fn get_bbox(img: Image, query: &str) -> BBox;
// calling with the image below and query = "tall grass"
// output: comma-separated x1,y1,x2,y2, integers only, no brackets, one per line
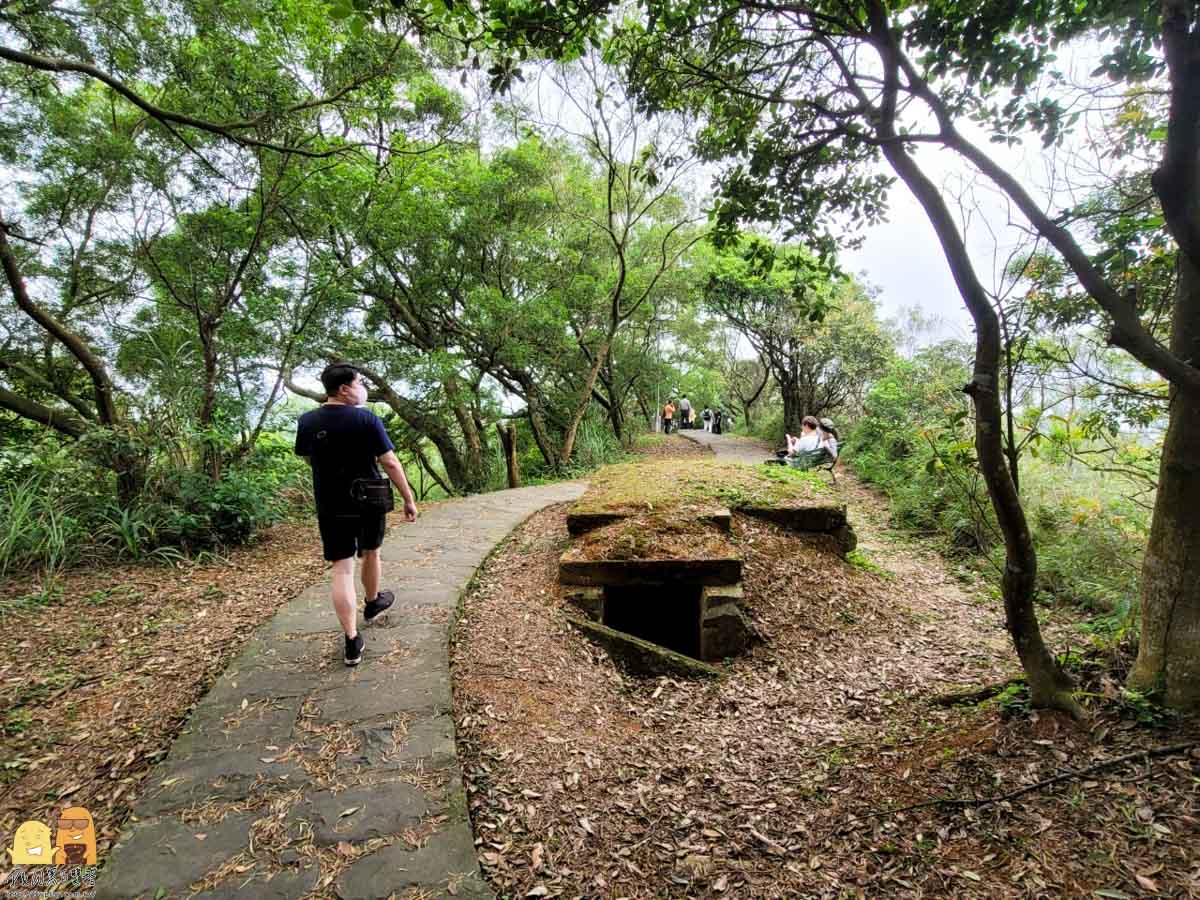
0,434,308,576
0,474,62,575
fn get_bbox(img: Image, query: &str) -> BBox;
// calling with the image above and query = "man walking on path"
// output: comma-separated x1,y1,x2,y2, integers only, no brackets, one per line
295,363,419,666
678,395,691,430
662,399,675,434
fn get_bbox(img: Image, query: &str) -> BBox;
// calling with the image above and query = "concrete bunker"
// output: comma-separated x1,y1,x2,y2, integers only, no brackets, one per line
559,459,856,673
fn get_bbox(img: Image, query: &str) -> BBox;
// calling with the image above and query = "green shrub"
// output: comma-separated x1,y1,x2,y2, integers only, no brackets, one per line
847,342,1151,623
0,430,307,571
747,408,785,446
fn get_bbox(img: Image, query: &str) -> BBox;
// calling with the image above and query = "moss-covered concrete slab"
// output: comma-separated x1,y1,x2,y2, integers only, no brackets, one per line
739,502,847,532
566,616,723,678
567,506,731,535
569,458,843,535
559,556,742,587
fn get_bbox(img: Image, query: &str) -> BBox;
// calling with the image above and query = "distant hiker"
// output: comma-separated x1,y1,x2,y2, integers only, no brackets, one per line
295,363,419,666
712,408,723,434
679,396,692,429
702,407,713,432
662,399,675,434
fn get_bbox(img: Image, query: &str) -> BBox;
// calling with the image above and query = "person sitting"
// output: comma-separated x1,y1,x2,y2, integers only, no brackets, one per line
817,418,839,461
781,416,820,457
775,417,838,470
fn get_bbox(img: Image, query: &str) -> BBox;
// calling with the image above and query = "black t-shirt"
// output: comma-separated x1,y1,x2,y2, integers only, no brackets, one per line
294,404,395,516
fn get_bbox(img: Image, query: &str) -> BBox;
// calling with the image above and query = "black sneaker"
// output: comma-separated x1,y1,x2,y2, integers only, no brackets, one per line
364,590,395,622
344,632,364,666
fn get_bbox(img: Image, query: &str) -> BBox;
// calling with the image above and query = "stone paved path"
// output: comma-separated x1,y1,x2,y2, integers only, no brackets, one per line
97,482,585,900
678,428,775,464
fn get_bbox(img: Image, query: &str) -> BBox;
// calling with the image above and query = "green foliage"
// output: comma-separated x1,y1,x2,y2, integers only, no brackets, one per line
1116,689,1175,728
0,432,306,573
748,407,785,446
847,342,991,548
992,681,1032,716
1010,467,1146,614
849,342,1151,622
845,549,891,579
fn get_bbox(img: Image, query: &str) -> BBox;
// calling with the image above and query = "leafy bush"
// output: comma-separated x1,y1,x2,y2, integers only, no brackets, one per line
847,341,1151,620
846,343,991,548
747,408,785,446
0,430,307,573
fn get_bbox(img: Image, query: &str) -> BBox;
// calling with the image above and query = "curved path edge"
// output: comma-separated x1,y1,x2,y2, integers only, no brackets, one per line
98,481,586,900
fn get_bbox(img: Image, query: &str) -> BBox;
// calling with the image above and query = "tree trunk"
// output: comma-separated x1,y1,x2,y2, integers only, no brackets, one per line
497,422,520,488
445,375,488,492
198,321,222,480
780,377,804,437
1128,250,1200,710
871,40,1080,714
560,339,611,467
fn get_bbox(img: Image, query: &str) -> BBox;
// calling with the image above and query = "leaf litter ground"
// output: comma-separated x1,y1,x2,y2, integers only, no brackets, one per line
0,506,435,866
452,437,1200,899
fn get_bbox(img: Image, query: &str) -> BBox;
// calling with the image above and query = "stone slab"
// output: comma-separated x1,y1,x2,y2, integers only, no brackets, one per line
567,616,723,678
559,557,742,587
96,811,258,900
190,866,320,900
740,503,847,533
335,824,490,900
700,603,755,660
168,696,305,760
336,713,457,773
311,661,451,723
137,750,305,817
701,583,744,611
290,782,428,845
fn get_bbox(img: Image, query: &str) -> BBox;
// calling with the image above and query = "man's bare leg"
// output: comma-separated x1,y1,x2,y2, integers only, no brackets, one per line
361,549,381,604
332,557,358,638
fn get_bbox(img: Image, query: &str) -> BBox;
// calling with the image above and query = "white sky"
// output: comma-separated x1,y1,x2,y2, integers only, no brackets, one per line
841,42,1126,345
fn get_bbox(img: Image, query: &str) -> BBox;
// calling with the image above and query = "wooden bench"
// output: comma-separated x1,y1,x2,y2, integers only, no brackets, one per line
766,451,840,483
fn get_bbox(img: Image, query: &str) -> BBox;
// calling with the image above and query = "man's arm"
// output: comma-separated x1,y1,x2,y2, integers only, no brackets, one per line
378,450,418,521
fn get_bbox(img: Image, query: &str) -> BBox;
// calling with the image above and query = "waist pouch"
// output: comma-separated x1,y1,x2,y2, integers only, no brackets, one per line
350,477,394,514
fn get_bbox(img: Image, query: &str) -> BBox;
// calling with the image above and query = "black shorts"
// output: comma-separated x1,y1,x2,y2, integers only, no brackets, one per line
317,513,386,562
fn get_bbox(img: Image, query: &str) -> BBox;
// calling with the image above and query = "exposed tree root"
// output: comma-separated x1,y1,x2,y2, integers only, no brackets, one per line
858,741,1200,822
931,676,1025,706
932,678,1086,721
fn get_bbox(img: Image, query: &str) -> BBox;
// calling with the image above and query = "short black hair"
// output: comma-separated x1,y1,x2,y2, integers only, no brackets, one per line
320,363,360,397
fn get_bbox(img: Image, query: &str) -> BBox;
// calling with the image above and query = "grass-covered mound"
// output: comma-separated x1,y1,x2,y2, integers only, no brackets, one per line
570,457,834,522
565,458,848,564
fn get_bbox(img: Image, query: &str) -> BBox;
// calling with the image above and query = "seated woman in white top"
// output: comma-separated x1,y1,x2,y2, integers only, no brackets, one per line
785,416,821,456
783,417,838,469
